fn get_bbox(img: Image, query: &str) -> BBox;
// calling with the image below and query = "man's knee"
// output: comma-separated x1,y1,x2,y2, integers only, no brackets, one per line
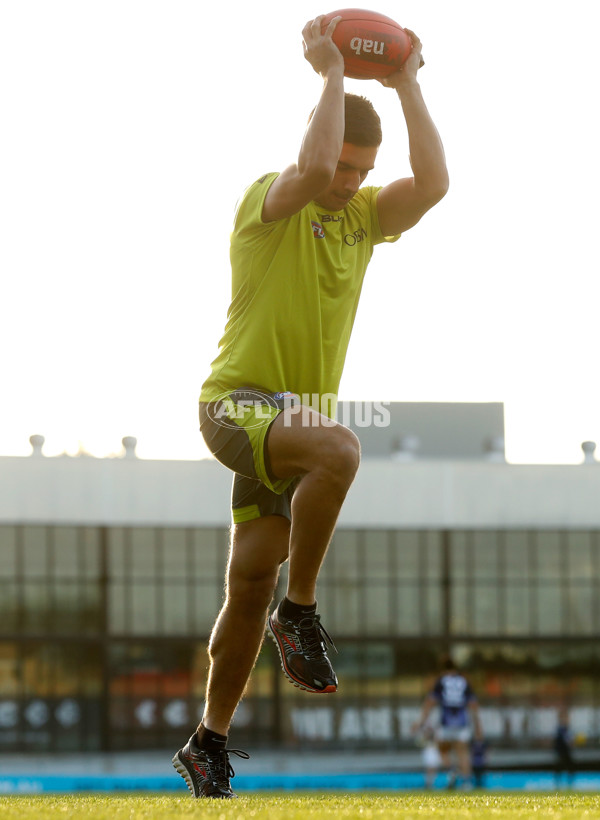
227,566,279,611
320,425,361,486
225,516,290,607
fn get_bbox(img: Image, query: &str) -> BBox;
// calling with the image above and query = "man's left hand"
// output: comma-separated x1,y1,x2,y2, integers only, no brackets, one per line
379,29,424,90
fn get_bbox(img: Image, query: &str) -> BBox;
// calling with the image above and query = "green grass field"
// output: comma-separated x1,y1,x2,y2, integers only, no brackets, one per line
1,794,599,819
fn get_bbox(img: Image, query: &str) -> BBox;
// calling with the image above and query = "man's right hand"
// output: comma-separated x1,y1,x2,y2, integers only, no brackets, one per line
302,15,344,78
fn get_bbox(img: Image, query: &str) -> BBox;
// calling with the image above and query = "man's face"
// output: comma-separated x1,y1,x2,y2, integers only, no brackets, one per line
314,143,379,211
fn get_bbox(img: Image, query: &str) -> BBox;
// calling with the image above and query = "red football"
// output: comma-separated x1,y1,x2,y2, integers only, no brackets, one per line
321,8,412,79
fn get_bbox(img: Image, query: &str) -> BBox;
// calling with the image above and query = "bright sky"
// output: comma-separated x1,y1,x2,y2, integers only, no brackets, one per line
1,0,599,464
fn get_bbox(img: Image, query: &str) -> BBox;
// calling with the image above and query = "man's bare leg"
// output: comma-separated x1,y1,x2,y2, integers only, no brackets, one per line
202,405,360,728
456,740,473,781
267,404,361,605
264,405,360,693
201,515,290,736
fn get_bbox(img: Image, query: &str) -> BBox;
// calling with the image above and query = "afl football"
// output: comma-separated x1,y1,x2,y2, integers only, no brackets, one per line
321,8,413,79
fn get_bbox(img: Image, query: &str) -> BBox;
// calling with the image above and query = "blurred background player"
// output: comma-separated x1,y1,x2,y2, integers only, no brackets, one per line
470,735,488,789
172,13,448,799
414,657,483,790
419,725,442,789
554,706,575,790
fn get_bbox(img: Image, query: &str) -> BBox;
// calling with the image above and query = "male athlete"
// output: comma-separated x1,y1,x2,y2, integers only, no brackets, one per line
173,15,449,798
414,658,484,790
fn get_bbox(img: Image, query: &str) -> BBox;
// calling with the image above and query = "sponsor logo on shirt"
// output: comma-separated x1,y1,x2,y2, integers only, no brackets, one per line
311,220,325,239
344,227,368,246
318,214,344,223
310,217,368,245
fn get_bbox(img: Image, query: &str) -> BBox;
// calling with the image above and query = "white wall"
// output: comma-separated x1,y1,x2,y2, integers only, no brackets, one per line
2,454,600,528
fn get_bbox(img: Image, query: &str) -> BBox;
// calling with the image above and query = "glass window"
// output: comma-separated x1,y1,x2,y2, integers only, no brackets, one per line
565,585,594,635
472,532,500,581
324,580,361,636
473,585,500,634
362,530,390,580
504,532,531,581
22,582,50,634
188,528,229,580
566,532,594,580
130,528,159,577
421,585,443,635
505,583,531,636
80,527,103,578
394,583,425,636
450,531,469,581
107,528,227,636
109,527,159,578
159,582,191,635
108,527,127,578
534,532,562,579
109,581,128,633
130,582,159,634
2,526,104,636
534,584,563,634
111,580,163,635
6,524,600,752
325,531,361,581
450,583,469,634
55,581,102,634
395,531,420,580
0,527,17,578
22,527,48,578
45,527,101,580
161,529,190,580
51,527,81,579
422,531,443,580
364,583,392,634
0,582,18,632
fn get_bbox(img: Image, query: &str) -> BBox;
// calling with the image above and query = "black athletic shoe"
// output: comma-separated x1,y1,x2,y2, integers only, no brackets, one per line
267,603,338,693
172,734,249,798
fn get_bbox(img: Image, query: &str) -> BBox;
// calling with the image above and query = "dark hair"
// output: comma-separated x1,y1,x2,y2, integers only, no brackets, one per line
343,93,382,146
308,93,382,147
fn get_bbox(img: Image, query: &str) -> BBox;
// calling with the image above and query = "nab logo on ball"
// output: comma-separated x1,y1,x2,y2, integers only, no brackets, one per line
349,37,385,57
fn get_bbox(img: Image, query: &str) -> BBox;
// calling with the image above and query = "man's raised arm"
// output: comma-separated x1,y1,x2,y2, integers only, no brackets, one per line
262,15,345,223
376,30,449,237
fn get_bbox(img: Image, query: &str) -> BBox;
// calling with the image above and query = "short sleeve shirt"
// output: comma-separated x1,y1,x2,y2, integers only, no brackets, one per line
432,673,477,728
200,172,400,411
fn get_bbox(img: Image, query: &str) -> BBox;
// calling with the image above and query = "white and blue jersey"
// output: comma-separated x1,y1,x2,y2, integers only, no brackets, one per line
432,673,476,728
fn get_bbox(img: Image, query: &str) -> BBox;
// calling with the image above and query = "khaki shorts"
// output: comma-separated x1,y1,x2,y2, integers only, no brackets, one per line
199,388,299,524
436,726,472,744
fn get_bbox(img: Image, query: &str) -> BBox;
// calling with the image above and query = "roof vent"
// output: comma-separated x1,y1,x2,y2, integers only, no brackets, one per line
581,441,597,465
29,435,45,457
122,436,138,459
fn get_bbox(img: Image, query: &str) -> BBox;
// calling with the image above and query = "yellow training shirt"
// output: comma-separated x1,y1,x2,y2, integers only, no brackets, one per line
200,172,400,411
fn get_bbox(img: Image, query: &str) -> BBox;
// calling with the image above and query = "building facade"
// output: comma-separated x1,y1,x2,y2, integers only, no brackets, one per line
1,444,600,753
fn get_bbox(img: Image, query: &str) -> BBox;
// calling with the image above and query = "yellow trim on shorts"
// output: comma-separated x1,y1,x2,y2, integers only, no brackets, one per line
232,504,262,523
